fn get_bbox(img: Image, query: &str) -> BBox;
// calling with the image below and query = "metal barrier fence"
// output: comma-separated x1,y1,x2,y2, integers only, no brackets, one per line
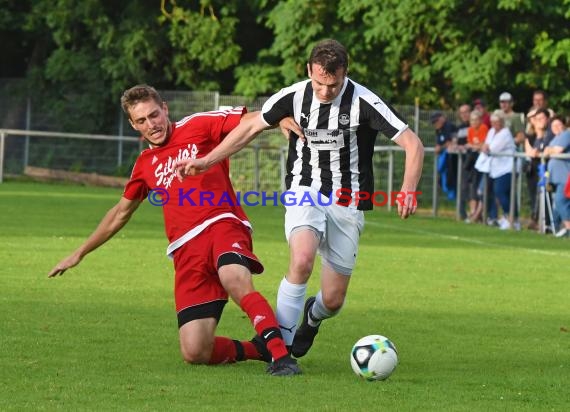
0,128,437,208
2,127,568,235
0,85,459,206
1,85,449,147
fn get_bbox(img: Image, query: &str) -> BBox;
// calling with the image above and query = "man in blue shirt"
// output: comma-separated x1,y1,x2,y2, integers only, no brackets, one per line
432,112,458,200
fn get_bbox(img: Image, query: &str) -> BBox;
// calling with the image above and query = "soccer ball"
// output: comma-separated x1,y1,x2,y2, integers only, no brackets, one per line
350,335,398,381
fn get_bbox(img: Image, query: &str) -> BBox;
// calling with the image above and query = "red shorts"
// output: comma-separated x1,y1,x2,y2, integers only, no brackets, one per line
172,219,264,313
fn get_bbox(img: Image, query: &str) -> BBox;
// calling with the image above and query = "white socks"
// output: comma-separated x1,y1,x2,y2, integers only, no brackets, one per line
276,277,307,346
310,290,339,326
277,279,344,345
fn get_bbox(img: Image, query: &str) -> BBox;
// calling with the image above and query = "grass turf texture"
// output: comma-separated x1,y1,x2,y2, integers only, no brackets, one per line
1,181,568,411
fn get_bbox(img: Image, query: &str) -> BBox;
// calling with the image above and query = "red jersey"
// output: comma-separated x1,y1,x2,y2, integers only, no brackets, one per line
123,107,252,256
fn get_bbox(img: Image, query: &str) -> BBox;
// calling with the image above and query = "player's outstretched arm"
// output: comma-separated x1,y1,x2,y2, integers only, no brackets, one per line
48,197,141,277
175,112,303,180
175,112,268,179
176,111,269,180
393,128,424,219
203,110,270,165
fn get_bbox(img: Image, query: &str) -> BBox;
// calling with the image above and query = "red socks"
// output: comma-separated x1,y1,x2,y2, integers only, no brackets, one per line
240,291,289,361
208,337,262,364
206,291,289,364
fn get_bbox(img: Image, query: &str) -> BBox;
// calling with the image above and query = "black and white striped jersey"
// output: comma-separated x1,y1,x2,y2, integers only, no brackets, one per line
261,77,408,210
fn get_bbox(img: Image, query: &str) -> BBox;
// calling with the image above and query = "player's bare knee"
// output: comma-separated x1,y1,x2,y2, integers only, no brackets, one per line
322,294,345,313
290,254,315,279
220,273,248,297
180,344,210,364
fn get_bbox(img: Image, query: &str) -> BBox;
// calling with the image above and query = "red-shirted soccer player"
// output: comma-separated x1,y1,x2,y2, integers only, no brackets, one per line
48,84,302,376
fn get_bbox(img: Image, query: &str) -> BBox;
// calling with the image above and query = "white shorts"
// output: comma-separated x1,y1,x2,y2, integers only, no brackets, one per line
284,187,365,275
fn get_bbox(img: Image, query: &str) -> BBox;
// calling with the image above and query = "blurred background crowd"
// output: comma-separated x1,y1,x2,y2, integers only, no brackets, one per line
431,90,570,238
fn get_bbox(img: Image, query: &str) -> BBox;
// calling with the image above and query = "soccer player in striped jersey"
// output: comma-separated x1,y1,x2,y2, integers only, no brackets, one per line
175,39,424,360
48,84,302,376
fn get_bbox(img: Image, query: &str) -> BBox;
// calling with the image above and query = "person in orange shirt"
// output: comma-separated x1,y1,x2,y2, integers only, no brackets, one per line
467,111,489,148
464,111,489,222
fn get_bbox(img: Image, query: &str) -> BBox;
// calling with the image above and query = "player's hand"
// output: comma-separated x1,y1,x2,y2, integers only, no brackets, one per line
48,252,82,277
278,117,305,141
397,190,418,219
174,158,210,181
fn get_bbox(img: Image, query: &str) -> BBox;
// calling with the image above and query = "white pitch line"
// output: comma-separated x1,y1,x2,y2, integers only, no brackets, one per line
366,220,570,258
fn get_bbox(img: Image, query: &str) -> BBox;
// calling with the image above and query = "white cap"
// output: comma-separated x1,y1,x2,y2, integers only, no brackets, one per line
499,92,512,102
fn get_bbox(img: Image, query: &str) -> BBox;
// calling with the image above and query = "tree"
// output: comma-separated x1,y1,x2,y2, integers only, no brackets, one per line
9,0,246,133
517,0,570,106
1,0,569,126
158,0,241,90
234,0,570,110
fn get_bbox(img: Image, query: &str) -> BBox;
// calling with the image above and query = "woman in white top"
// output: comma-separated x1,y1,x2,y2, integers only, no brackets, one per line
481,111,519,230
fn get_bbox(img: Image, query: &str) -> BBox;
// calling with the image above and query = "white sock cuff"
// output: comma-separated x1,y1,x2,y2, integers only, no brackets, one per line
279,277,307,298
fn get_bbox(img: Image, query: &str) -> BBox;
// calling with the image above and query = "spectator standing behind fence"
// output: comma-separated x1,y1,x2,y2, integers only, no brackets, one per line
498,92,525,144
544,116,570,238
456,104,471,146
456,104,471,219
473,98,491,128
474,135,498,226
482,110,519,230
525,108,554,230
464,111,489,223
498,92,526,178
523,108,538,229
527,90,555,140
432,112,458,200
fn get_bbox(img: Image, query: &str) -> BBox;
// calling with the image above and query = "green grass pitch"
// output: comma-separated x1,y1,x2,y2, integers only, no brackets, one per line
1,181,568,411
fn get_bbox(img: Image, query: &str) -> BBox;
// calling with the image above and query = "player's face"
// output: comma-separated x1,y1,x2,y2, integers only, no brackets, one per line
308,63,346,103
128,100,171,147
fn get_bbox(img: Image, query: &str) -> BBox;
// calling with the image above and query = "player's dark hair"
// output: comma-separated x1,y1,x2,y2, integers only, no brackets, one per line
121,84,163,116
308,39,349,75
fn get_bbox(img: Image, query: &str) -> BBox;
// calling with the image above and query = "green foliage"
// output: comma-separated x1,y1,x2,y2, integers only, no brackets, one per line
234,0,338,97
527,31,570,104
159,1,241,90
2,0,570,120
235,0,570,110
234,64,283,99
8,0,245,132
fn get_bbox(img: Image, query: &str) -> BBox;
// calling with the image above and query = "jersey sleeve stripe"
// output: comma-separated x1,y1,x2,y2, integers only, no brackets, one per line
176,107,245,128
